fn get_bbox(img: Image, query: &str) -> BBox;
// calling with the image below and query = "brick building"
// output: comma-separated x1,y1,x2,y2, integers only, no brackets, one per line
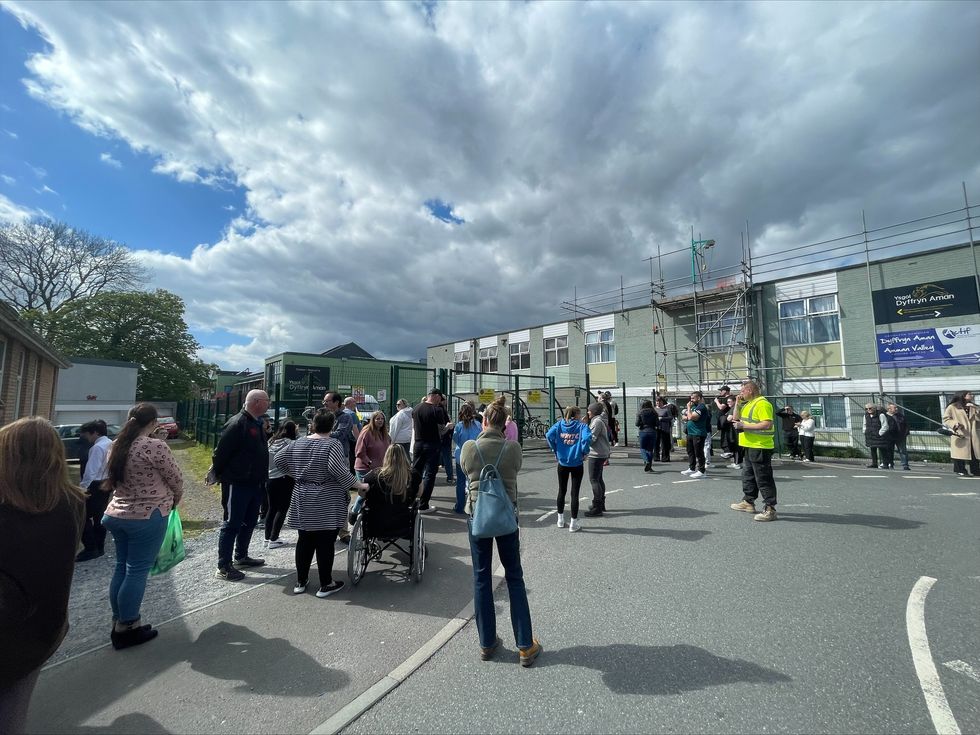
0,302,71,427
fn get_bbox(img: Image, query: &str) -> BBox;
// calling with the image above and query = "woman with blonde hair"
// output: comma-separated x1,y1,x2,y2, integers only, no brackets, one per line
358,444,421,537
798,410,816,462
460,396,541,667
102,403,183,650
0,417,85,733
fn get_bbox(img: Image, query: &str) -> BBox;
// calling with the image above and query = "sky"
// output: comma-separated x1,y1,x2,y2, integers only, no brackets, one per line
1,1,978,370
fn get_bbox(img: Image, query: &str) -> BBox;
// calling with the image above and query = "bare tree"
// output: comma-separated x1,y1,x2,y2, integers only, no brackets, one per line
0,219,148,313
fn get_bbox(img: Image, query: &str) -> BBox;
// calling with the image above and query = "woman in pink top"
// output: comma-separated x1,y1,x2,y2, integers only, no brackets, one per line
101,403,183,650
504,414,519,442
354,412,391,480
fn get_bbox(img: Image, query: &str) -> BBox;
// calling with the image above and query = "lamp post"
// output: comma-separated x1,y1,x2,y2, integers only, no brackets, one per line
690,228,715,390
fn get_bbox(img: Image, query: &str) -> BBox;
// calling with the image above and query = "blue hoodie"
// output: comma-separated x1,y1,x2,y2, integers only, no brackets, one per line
546,419,593,467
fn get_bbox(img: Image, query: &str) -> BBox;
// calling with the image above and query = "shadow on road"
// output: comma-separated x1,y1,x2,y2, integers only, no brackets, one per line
627,506,718,519
580,526,712,541
777,512,925,530
531,643,792,695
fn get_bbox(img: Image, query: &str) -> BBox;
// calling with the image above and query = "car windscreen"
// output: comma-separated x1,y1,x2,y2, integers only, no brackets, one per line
357,403,380,413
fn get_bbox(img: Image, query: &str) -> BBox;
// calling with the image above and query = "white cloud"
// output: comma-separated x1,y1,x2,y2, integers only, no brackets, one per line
27,163,46,179
3,129,17,139
99,151,122,168
0,174,15,185
0,192,39,222
33,184,58,196
4,1,980,370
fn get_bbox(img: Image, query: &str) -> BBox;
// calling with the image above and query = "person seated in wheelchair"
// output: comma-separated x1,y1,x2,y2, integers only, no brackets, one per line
352,444,420,539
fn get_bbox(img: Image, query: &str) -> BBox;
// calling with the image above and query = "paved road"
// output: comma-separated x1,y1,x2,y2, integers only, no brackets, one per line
28,453,980,734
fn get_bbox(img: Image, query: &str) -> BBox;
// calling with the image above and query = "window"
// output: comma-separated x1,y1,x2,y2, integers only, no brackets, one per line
796,395,848,429
479,347,498,373
544,336,568,367
698,310,745,351
779,295,841,346
894,395,943,432
585,329,615,364
453,350,471,372
510,341,530,370
266,361,282,393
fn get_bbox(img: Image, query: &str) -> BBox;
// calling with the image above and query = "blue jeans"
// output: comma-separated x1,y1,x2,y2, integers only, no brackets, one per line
467,521,533,649
454,462,467,513
102,509,168,624
217,482,263,567
441,442,455,481
639,429,657,464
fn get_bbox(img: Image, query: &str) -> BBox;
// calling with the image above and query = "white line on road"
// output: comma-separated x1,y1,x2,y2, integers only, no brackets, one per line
535,509,557,522
780,503,832,508
606,488,624,495
853,475,888,478
672,479,699,484
633,484,649,488
906,576,961,735
944,660,980,684
801,475,838,478
929,492,978,497
907,476,943,480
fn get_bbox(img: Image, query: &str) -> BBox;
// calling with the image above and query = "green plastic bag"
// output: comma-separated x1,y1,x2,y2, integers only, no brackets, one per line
150,509,186,576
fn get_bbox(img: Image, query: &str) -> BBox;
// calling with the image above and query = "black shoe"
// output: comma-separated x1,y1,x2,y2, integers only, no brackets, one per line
866,464,878,468
234,556,265,567
111,625,159,650
215,565,246,581
643,463,652,472
902,466,911,471
316,580,345,598
75,549,101,562
348,511,358,526
584,508,603,518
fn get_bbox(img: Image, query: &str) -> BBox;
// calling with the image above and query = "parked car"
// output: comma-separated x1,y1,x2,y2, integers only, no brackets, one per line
157,416,180,439
355,395,382,425
56,423,121,462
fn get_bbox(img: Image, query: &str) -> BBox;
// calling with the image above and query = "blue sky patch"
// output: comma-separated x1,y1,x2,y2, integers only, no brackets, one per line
424,198,464,225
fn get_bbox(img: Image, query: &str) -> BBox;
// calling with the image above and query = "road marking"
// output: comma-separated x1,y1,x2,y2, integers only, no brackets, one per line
905,576,961,735
929,492,978,497
535,510,557,522
607,488,624,495
633,484,649,488
673,479,699,484
944,660,980,684
801,475,837,478
853,475,887,478
780,503,832,508
907,476,943,480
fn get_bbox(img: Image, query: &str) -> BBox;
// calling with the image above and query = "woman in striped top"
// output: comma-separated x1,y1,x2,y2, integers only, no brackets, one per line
274,410,367,598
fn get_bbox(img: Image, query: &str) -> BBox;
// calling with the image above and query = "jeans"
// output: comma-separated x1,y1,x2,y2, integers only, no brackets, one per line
557,465,584,518
411,442,441,508
894,438,909,469
454,462,467,513
295,529,339,586
467,522,533,649
639,429,657,464
686,435,706,472
741,448,777,508
588,457,606,510
656,428,672,461
102,509,168,624
265,476,294,541
800,436,815,462
81,481,111,552
217,482,263,567
441,441,455,481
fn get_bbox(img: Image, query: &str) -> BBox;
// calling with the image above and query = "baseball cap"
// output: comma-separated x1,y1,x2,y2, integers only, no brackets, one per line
428,388,444,397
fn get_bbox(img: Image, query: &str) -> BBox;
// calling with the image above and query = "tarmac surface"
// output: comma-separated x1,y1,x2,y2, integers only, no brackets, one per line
28,450,980,734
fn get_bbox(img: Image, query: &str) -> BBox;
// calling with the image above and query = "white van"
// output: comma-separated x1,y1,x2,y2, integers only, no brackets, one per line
355,394,382,424
263,407,291,425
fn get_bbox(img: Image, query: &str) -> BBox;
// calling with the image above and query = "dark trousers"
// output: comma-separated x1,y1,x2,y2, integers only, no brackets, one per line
952,443,979,475
557,464,584,518
440,440,455,481
639,429,657,464
656,429,672,461
868,447,880,467
742,448,777,508
265,476,294,541
217,482,263,567
800,436,815,462
880,445,895,468
718,423,736,453
220,481,230,521
259,486,270,520
784,431,801,458
732,443,745,465
295,528,339,586
81,481,111,552
0,667,40,735
411,442,442,508
588,457,606,510
895,438,910,469
686,435,706,472
396,442,411,459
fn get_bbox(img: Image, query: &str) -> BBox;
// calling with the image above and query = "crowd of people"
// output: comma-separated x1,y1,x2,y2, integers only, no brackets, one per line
3,380,977,732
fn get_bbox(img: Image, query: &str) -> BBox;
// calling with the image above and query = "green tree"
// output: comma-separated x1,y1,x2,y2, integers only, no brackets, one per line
37,289,214,400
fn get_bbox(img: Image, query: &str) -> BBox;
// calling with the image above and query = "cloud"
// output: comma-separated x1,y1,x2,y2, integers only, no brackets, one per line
33,184,58,196
0,192,40,222
0,174,15,185
3,1,980,370
99,151,122,168
3,129,17,139
27,163,46,179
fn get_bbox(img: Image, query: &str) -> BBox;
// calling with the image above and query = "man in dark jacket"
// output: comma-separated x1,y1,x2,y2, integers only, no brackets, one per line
212,390,271,581
886,403,912,471
776,405,803,460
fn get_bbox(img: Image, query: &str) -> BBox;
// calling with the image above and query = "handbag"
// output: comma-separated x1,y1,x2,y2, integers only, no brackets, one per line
936,426,957,437
469,442,518,539
150,509,186,576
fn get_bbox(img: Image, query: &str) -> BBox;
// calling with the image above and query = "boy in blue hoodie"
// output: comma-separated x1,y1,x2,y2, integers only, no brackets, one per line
546,406,593,532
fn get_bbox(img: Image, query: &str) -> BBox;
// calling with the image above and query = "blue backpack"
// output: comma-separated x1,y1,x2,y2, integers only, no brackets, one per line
469,442,518,539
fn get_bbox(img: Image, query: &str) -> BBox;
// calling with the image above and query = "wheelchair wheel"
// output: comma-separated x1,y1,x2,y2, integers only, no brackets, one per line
347,515,368,586
410,512,425,583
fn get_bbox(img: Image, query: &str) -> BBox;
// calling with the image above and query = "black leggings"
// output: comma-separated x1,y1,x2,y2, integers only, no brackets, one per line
295,529,339,585
265,476,294,541
557,465,584,519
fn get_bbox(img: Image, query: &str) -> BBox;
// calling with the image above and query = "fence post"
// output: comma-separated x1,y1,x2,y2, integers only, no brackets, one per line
514,375,522,446
273,381,281,431
621,381,628,447
437,368,448,395
585,372,592,407
549,376,556,426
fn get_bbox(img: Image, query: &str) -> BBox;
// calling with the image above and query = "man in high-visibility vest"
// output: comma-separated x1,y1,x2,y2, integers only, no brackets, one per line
729,380,778,521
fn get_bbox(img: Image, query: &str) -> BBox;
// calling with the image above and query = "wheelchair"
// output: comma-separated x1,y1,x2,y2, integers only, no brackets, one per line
347,492,425,585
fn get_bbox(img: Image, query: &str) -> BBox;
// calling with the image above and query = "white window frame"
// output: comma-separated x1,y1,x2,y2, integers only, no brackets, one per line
478,346,498,373
585,329,615,364
453,350,471,373
778,294,842,347
544,336,569,367
697,309,745,351
509,341,530,370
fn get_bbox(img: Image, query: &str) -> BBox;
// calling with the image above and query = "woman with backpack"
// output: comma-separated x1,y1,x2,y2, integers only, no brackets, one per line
460,396,541,667
545,406,592,532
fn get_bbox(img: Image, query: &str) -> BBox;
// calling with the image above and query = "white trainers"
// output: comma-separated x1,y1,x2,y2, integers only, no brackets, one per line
721,452,733,458
556,514,565,528
267,539,287,549
681,468,694,475
261,539,269,548
727,463,741,469
690,470,704,479
704,462,713,468
569,518,580,532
